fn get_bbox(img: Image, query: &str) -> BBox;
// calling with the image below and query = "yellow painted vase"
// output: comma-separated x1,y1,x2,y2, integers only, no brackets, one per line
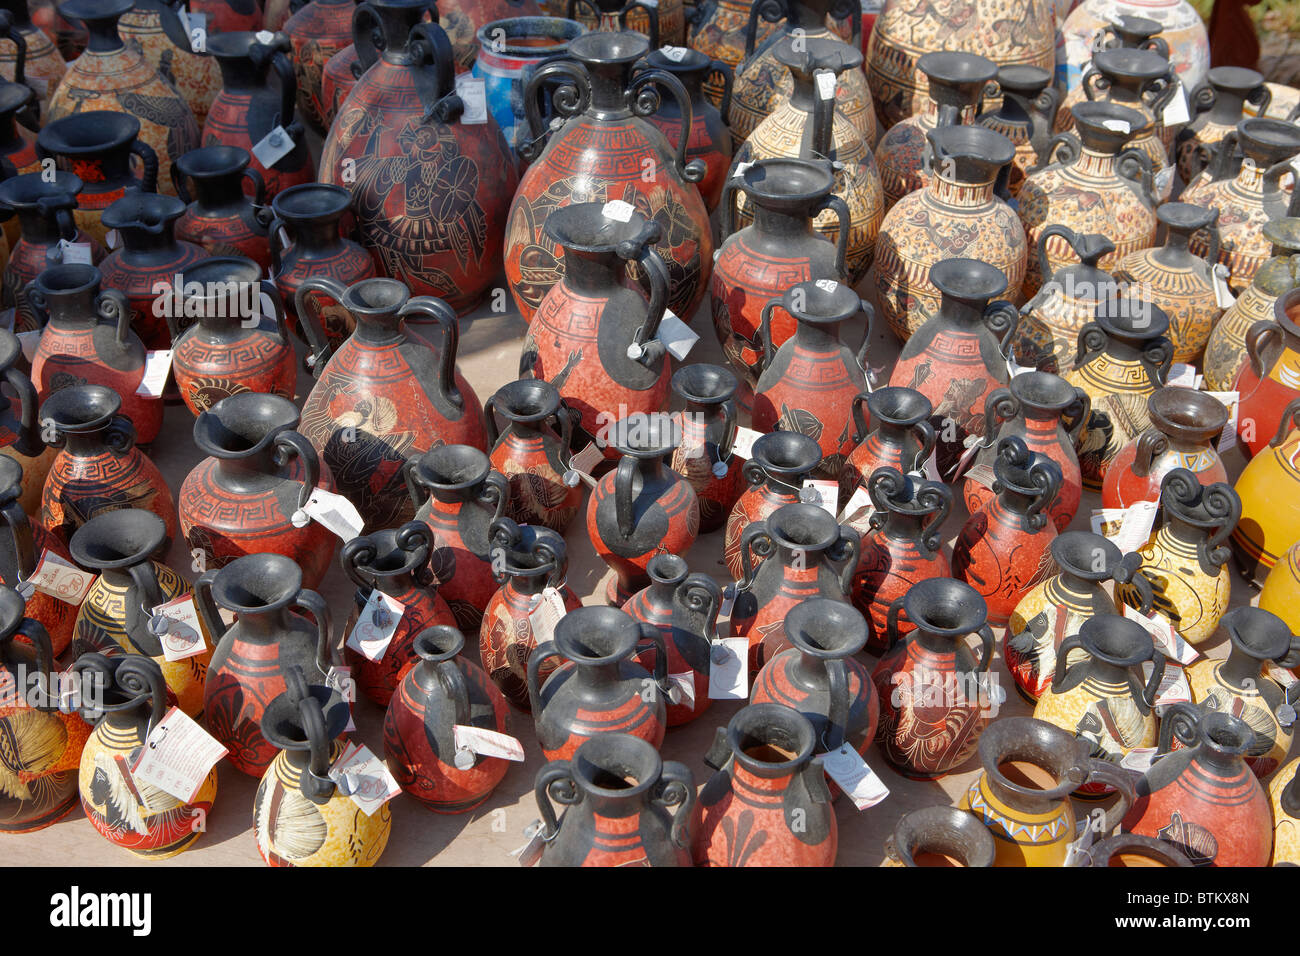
119,0,222,129
68,510,212,719
1115,467,1238,646
1260,542,1300,637
253,672,391,867
1232,398,1300,585
1176,66,1269,185
72,653,217,859
1186,606,1299,779
962,715,1134,866
1268,757,1300,866
1013,227,1117,373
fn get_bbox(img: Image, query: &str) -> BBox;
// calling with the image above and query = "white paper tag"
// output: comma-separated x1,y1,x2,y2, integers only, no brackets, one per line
527,586,568,646
815,71,837,101
345,590,404,662
15,579,34,602
661,45,689,62
1121,746,1159,774
708,637,748,699
16,329,40,363
921,448,941,482
821,743,890,810
1153,664,1192,709
1063,816,1096,867
656,310,698,361
512,820,547,865
814,279,839,294
1154,166,1175,195
453,725,526,761
731,161,754,180
1101,118,1132,133
328,743,401,816
668,671,695,708
562,442,602,488
964,460,997,491
57,239,92,265
455,74,488,124
295,488,365,540
1167,362,1198,388
729,426,762,460
105,229,120,251
1211,265,1236,309
251,125,295,169
1162,82,1190,126
255,30,276,44
277,226,291,250
1123,604,1198,665
801,479,839,517
152,595,207,662
130,706,228,804
602,199,635,222
26,550,95,604
839,484,875,526
1090,507,1127,538
1108,499,1159,554
1205,391,1239,451
861,0,882,13
135,350,173,397
1268,663,1299,688
325,666,357,732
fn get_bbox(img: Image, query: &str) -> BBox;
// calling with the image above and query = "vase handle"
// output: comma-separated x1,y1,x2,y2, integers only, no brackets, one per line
1245,319,1280,379
613,454,638,539
533,760,575,841
352,2,383,70
742,0,788,58
1035,223,1079,284
400,295,464,410
757,296,779,370
884,594,908,653
830,524,859,597
273,429,319,513
191,569,227,645
849,391,870,444
1269,398,1300,448
655,760,696,852
1113,551,1154,615
1063,387,1090,445
981,387,1015,446
709,58,734,119
1084,757,1136,837
129,139,159,194
526,639,564,723
293,586,336,674
810,192,851,280
629,69,703,183
982,300,1019,360
267,216,287,278
294,276,345,376
520,60,591,163
3,361,41,459
823,656,849,752
737,521,772,592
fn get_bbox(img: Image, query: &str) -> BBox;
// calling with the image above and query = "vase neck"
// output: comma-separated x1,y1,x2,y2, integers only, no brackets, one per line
751,202,815,238
563,248,624,294
929,173,995,207
1073,147,1117,178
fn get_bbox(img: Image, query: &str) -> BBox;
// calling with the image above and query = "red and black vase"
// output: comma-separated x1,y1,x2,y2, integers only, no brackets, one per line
639,46,732,210
0,455,76,656
723,429,820,581
172,145,273,269
670,363,740,534
837,385,934,510
484,377,583,534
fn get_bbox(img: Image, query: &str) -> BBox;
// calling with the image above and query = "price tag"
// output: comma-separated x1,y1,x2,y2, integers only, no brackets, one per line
563,442,603,488
1162,82,1190,126
1107,499,1159,554
656,310,698,361
814,279,839,294
1121,747,1160,774
1089,507,1127,538
921,448,941,482
16,329,40,362
801,479,839,517
839,484,874,526
513,820,547,866
528,586,568,645
452,725,526,762
1063,816,1096,867
1211,264,1236,309
1153,664,1192,709
1099,118,1132,134
661,45,689,62
255,30,276,44
820,744,890,810
26,550,95,604
328,744,401,816
130,707,228,804
135,350,173,397
1268,663,1298,688
729,426,762,461
345,590,404,662
57,239,92,265
668,671,695,709
1123,604,1198,665
1204,391,1238,451
293,487,365,540
815,71,837,101
151,595,207,662
860,0,882,13
455,74,487,124
1153,166,1174,196
277,226,292,250
325,666,357,732
708,637,748,699
251,125,295,169
105,229,120,250
964,460,997,491
1166,362,1199,388
602,199,635,222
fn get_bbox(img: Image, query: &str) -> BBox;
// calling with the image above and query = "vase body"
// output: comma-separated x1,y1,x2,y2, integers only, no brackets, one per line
687,0,778,107
1233,400,1300,583
723,430,820,580
837,386,933,508
561,0,683,48
1269,758,1300,865
1058,0,1208,96
191,0,265,32
0,329,54,514
194,553,333,776
179,392,335,589
670,364,739,534
0,456,76,655
1260,542,1300,637
299,276,487,530
119,0,221,128
285,0,357,132
1014,228,1118,372
641,47,731,210
694,703,836,866
484,378,582,533
320,42,359,127
321,8,517,314
1235,289,1300,459
173,145,272,268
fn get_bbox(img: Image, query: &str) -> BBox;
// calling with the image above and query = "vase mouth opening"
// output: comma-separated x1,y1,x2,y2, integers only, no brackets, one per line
646,553,688,586
39,111,140,153
1263,218,1300,256
768,502,838,551
1089,834,1190,867
493,378,561,421
1222,607,1294,661
34,262,101,297
1109,14,1162,41
342,277,410,316
729,703,815,773
903,579,987,636
413,625,465,664
605,412,680,457
553,606,639,663
1010,370,1076,411
993,64,1051,96
413,444,490,491
183,256,266,292
176,145,250,179
1279,286,1300,335
1052,530,1117,579
477,17,586,55
0,171,83,207
1078,616,1152,667
1148,386,1229,440
568,30,648,66
782,279,860,324
1091,47,1170,83
1070,102,1145,146
1238,118,1300,163
543,201,652,253
869,386,932,427
738,157,835,205
261,683,349,752
752,430,820,476
39,384,121,433
195,392,299,458
100,193,185,232
1093,296,1170,340
60,0,132,23
890,806,994,867
273,183,351,221
69,509,166,571
784,597,867,657
671,363,737,405
572,733,660,797
1199,713,1252,758
774,33,862,76
927,125,1016,172
646,46,709,74
980,717,1083,800
918,51,997,91
210,554,304,613
1207,65,1263,96
1155,201,1215,235
930,257,1008,303
206,30,281,60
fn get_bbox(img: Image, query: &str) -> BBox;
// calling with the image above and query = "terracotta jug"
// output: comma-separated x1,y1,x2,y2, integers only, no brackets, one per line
837,386,933,509
340,520,458,705
1235,286,1300,459
731,502,858,669
1005,530,1153,703
0,0,66,118
1017,102,1157,299
874,51,996,210
1269,758,1300,865
977,64,1059,199
886,256,1018,477
268,182,375,349
34,112,158,249
68,510,210,718
203,31,315,201
528,604,669,760
1203,217,1300,393
72,653,216,858
119,0,221,129
96,193,208,351
587,413,700,605
383,625,511,813
47,0,198,201
1177,66,1269,185
179,391,335,589
0,456,76,656
254,669,391,866
695,702,835,866
1065,297,1173,491
533,731,693,866
1186,606,1300,778
729,34,881,285
321,7,517,314
172,146,272,269
711,157,848,394
962,715,1134,866
519,202,671,454
883,806,994,867
670,363,739,534
749,597,879,760
0,329,52,514
1122,702,1272,867
1115,468,1238,646
405,443,508,630
193,552,334,776
1014,227,1118,373
640,46,732,210
506,29,709,320
952,435,1062,628
873,577,995,778
964,371,1088,531
1102,386,1228,510
38,385,175,551
622,552,720,726
1233,398,1300,583
723,429,821,580
752,279,872,479
484,378,581,533
848,466,951,654
480,516,580,709
298,275,487,530
284,0,357,132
